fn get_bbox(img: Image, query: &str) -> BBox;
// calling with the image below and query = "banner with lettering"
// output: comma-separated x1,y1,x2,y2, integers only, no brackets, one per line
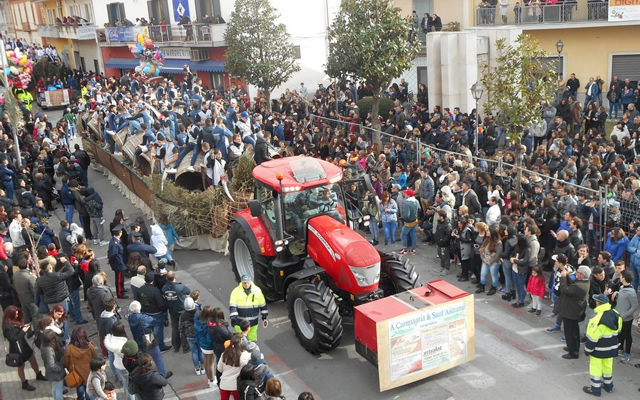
609,0,640,21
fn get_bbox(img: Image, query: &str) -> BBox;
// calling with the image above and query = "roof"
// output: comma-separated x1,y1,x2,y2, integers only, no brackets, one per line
253,156,343,193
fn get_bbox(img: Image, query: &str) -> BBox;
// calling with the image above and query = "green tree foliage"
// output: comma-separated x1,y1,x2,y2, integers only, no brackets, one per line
480,34,556,190
224,0,300,112
356,96,394,120
326,0,419,144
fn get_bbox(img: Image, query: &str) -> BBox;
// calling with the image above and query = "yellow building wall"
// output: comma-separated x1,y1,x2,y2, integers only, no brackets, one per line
42,37,75,69
395,0,413,15
433,0,467,26
526,26,640,86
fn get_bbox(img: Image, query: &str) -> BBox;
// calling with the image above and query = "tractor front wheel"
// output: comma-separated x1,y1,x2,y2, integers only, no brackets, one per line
379,254,420,296
287,279,343,354
229,222,278,301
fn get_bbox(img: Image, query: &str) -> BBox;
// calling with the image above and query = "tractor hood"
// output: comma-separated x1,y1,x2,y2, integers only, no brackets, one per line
307,215,380,294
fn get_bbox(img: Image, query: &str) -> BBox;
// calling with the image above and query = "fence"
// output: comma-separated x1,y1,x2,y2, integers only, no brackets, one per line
475,2,608,26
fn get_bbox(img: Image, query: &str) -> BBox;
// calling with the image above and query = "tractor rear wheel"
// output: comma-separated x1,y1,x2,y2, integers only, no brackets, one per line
287,279,343,354
229,222,279,301
379,254,420,296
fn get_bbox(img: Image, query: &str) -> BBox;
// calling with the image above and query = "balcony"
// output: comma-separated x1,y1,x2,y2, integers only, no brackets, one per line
475,1,612,28
38,24,97,40
96,23,227,47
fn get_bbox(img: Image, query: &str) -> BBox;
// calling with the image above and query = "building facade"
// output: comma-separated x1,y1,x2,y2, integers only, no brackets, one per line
36,0,100,72
7,0,44,44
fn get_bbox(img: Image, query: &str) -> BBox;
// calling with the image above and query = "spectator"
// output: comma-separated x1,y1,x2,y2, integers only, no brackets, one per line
41,329,66,400
2,305,46,390
65,327,98,400
128,352,168,400
87,357,108,400
217,333,251,400
161,271,190,352
614,269,637,362
555,265,590,360
135,272,170,351
104,321,135,400
127,300,173,379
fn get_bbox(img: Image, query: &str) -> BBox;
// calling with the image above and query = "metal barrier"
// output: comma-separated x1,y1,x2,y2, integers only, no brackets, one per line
83,135,153,208
475,2,608,26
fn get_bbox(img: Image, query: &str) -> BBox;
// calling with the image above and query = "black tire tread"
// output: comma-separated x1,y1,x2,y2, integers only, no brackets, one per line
229,222,278,301
380,254,420,295
287,280,343,354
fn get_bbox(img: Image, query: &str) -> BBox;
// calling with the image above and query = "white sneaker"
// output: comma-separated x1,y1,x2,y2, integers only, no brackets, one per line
208,380,216,388
186,165,195,172
99,241,109,247
165,168,178,174
195,367,200,375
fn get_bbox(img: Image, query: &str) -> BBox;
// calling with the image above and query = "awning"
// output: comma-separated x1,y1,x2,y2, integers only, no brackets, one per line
104,57,225,73
104,57,138,69
163,59,225,73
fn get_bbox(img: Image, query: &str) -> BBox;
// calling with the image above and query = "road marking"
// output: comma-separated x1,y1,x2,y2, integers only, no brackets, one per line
439,362,497,389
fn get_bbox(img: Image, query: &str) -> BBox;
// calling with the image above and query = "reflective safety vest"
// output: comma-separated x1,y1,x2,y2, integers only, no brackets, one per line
584,303,621,359
16,90,33,110
229,282,268,326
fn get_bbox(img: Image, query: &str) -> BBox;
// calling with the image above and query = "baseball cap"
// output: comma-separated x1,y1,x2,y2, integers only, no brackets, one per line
241,274,251,283
240,111,250,119
403,189,415,197
552,254,568,264
592,293,608,304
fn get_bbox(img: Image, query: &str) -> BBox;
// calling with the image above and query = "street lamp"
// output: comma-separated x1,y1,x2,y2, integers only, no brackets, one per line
556,39,564,55
470,82,483,157
555,40,564,102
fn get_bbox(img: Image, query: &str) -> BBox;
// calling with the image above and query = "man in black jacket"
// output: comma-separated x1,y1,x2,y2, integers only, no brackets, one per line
35,256,74,310
136,272,170,351
161,271,190,353
254,132,273,165
434,210,452,276
555,265,590,359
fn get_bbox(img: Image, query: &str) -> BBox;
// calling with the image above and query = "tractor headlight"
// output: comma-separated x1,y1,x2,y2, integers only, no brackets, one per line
275,240,284,246
349,262,380,287
363,215,370,221
276,246,284,253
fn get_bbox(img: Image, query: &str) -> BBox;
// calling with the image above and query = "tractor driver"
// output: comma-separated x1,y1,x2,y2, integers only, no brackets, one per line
312,186,344,223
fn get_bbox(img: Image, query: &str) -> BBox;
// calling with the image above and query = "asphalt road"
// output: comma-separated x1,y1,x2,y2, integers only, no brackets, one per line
40,105,640,400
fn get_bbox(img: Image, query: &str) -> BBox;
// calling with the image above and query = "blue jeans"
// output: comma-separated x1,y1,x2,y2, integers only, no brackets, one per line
68,289,84,323
480,262,499,287
68,123,77,138
174,142,199,167
501,259,513,292
609,101,620,118
116,368,136,400
186,337,204,368
631,262,640,291
76,384,92,400
401,225,417,250
243,136,256,147
512,270,528,304
368,216,379,240
51,379,64,400
64,204,74,224
383,221,397,244
150,313,167,348
108,350,117,378
145,345,167,377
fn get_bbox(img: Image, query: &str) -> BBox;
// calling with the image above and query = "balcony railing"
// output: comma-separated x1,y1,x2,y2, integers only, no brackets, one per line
475,2,609,26
96,23,226,47
38,24,97,40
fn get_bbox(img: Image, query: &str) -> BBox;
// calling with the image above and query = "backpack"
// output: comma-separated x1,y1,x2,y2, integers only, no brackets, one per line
403,199,418,223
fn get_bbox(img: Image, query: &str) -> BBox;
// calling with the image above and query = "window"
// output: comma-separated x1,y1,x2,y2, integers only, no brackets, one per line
47,9,56,25
94,59,100,74
209,72,225,90
147,0,169,24
412,0,434,18
106,2,125,25
196,0,221,21
293,45,301,60
538,56,563,78
417,66,428,88
611,54,640,86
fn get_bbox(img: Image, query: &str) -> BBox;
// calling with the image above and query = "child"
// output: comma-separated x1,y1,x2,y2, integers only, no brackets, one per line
87,357,108,400
190,289,202,311
103,381,117,400
47,243,59,257
180,297,204,375
526,266,546,316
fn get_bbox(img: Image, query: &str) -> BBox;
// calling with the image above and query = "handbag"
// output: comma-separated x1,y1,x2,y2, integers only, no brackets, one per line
140,321,158,349
64,368,83,388
5,340,23,367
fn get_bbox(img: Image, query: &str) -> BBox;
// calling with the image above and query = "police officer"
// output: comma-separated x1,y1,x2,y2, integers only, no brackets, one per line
583,293,622,396
16,88,33,111
229,275,268,342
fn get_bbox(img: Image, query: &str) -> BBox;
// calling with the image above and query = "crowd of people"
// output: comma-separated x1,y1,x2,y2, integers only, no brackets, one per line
2,34,640,397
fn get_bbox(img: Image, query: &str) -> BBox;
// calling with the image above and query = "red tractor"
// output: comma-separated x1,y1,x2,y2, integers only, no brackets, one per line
229,156,419,354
